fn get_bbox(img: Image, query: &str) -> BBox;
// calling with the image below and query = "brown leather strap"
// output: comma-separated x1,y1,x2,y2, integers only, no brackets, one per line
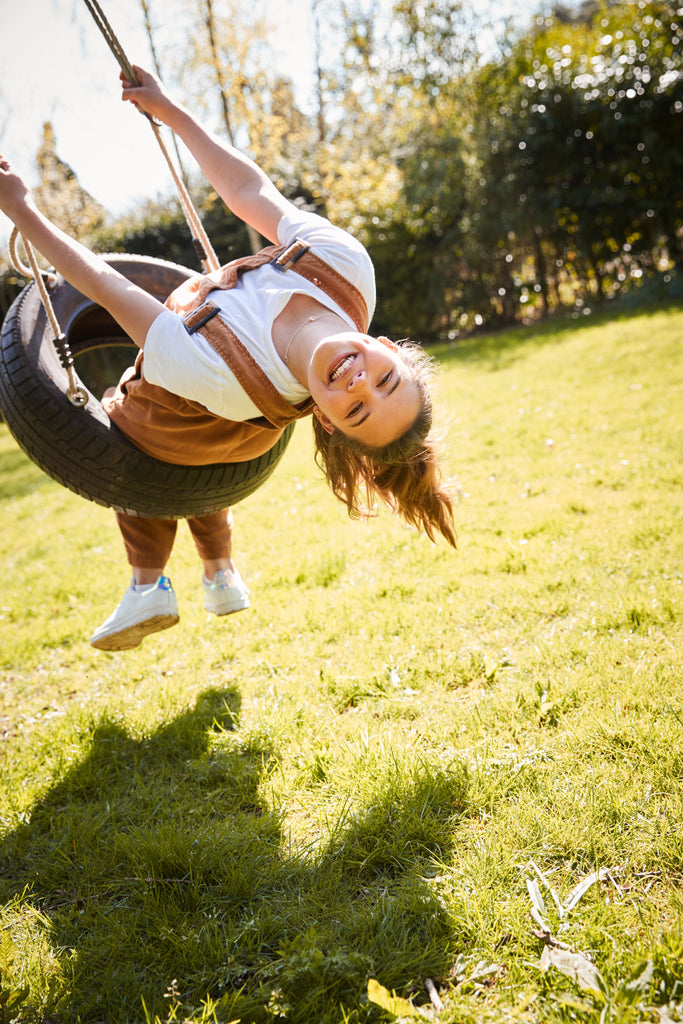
290,250,368,332
167,239,369,334
191,308,314,428
183,301,220,333
271,238,311,271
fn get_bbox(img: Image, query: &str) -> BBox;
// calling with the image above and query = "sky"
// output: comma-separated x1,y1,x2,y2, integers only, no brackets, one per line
0,0,556,250
0,0,319,246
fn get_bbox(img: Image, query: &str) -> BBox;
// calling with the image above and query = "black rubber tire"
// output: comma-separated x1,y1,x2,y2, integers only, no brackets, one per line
0,254,295,518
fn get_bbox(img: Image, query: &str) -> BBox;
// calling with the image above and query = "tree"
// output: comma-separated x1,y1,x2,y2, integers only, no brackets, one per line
178,0,314,222
478,0,683,311
367,0,489,337
1,122,108,321
34,123,107,241
304,0,406,227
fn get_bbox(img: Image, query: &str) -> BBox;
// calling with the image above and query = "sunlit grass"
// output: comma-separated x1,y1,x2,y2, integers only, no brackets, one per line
0,301,682,1023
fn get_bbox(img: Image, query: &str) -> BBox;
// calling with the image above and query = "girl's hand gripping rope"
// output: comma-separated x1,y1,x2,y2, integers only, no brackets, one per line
119,65,179,127
0,156,33,221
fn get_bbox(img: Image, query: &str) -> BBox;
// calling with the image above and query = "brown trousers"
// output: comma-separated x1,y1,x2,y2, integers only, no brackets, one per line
116,509,232,569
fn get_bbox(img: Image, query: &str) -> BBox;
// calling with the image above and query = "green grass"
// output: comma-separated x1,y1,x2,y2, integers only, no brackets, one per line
0,301,682,1024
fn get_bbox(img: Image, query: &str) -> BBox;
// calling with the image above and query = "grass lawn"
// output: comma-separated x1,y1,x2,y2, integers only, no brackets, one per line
0,301,682,1023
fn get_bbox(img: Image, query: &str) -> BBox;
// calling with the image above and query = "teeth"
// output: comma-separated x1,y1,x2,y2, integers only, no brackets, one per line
330,355,354,382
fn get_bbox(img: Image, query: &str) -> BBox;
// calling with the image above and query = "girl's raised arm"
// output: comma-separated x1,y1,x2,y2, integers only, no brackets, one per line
121,66,294,245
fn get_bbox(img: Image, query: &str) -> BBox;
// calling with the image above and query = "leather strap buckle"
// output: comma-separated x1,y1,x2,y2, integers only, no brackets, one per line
270,238,311,272
183,301,220,334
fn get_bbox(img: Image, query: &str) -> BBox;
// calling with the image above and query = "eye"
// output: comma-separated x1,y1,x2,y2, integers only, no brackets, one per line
378,371,392,387
348,402,362,418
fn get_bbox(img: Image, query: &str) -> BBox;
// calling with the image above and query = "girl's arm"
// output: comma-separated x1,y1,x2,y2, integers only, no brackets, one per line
0,156,164,348
120,66,293,244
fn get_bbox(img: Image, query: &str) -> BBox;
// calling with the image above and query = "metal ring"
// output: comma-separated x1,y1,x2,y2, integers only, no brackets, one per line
67,386,90,408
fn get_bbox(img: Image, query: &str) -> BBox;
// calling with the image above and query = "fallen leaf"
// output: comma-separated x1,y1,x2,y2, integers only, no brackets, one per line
622,959,654,1003
367,978,421,1018
540,945,604,994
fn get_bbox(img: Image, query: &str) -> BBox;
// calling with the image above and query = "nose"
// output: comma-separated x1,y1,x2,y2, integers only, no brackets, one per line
347,369,367,391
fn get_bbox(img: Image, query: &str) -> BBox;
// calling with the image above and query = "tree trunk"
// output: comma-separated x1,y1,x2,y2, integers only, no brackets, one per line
204,0,261,255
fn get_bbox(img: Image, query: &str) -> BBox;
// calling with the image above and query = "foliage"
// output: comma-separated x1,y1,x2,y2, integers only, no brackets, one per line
300,0,481,339
0,260,23,329
0,931,29,1023
391,0,480,88
0,303,682,1022
350,0,683,335
178,0,313,193
480,0,683,310
90,188,253,272
0,123,109,322
1,0,681,338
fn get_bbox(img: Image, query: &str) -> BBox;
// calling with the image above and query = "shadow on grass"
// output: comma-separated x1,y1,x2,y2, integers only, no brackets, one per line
0,687,470,1023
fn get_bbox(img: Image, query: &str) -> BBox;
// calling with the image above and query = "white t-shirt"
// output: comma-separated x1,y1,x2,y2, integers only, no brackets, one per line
143,207,376,421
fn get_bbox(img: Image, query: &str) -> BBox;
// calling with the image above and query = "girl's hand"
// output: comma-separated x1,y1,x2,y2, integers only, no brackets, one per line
120,65,179,125
0,156,32,219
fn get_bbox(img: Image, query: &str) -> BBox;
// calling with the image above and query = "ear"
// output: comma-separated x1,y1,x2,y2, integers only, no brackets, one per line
312,405,334,435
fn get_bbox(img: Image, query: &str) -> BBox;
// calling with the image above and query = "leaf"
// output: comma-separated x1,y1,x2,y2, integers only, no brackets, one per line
0,985,30,1024
484,655,499,680
621,959,654,1004
563,867,615,912
657,1006,680,1023
367,979,421,1018
0,933,13,974
526,877,547,917
463,961,503,987
528,861,563,916
540,945,604,994
5,987,30,1011
526,876,551,930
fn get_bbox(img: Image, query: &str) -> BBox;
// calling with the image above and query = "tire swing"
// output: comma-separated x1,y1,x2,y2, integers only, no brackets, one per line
0,248,294,518
0,3,294,519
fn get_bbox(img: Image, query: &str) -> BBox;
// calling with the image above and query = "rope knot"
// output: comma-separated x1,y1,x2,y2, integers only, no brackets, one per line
54,334,73,370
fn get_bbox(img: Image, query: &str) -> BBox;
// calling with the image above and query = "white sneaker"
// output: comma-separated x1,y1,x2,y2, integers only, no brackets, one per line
203,568,250,616
90,576,179,651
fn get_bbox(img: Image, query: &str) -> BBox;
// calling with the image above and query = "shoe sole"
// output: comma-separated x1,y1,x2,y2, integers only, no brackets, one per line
205,599,250,617
90,613,179,651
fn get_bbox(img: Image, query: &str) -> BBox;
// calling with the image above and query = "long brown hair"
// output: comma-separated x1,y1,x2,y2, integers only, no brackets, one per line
312,340,457,547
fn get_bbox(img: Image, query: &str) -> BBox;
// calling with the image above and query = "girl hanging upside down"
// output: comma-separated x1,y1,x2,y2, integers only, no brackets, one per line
0,65,456,651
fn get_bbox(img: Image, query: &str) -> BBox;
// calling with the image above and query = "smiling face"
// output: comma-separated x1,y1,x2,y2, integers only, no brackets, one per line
308,333,422,448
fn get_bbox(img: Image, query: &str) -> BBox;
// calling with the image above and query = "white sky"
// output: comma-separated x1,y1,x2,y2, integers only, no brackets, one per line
0,0,319,246
0,0,557,250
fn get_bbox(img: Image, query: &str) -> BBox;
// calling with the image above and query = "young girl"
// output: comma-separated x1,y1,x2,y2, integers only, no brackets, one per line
0,66,455,651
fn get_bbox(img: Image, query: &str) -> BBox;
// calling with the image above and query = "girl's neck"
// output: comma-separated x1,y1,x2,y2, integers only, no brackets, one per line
279,311,347,385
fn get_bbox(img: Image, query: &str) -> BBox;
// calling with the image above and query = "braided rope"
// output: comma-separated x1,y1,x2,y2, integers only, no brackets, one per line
9,228,89,408
82,0,219,272
9,228,57,286
149,121,220,271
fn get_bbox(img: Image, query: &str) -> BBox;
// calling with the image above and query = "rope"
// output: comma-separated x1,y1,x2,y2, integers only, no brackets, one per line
9,229,57,286
9,228,89,408
149,122,220,271
81,0,219,273
140,0,189,187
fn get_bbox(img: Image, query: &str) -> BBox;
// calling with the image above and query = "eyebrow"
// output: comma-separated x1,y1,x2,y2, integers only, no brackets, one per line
348,373,403,429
